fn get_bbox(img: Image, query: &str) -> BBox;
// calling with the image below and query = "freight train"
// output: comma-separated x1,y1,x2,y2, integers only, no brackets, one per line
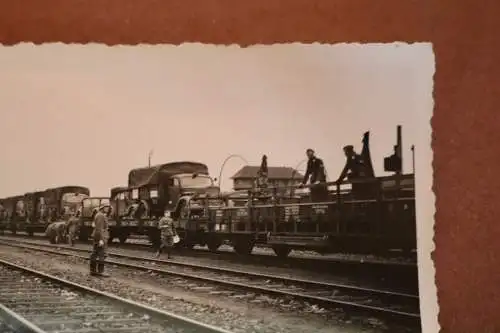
0,126,417,258
0,186,90,235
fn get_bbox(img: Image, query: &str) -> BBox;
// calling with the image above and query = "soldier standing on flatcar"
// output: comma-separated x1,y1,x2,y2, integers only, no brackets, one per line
301,149,328,202
89,205,110,277
337,133,375,198
154,211,177,259
337,145,365,182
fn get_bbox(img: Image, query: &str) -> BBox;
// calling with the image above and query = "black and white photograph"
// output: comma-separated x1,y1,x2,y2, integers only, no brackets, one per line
0,43,435,333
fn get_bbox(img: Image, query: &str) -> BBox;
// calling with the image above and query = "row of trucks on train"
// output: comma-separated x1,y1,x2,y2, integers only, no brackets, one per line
0,126,417,258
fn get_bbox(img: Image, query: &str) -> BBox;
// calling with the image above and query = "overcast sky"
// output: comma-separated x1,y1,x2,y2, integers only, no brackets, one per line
0,43,434,197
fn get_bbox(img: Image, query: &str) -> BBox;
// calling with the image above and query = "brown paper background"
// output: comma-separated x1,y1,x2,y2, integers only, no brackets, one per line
1,1,498,332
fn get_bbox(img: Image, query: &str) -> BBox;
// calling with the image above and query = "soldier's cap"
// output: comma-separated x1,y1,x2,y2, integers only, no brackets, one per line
98,204,111,211
343,145,354,151
306,148,314,153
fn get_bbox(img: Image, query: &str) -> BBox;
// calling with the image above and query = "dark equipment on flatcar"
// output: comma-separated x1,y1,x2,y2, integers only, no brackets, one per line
384,125,403,173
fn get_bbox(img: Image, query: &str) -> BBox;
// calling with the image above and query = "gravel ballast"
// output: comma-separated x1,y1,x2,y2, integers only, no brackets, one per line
0,245,419,333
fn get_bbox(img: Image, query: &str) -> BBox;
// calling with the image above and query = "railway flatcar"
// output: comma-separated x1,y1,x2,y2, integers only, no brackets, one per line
174,126,417,258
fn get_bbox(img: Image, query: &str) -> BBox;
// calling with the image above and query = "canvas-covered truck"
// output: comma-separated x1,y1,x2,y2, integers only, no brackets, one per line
0,198,10,234
22,191,45,236
111,161,220,245
78,196,114,242
6,195,27,235
43,186,90,221
0,185,90,236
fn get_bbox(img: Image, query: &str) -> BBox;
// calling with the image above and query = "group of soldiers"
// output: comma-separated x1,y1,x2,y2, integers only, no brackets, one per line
300,132,375,201
44,203,177,277
45,210,81,246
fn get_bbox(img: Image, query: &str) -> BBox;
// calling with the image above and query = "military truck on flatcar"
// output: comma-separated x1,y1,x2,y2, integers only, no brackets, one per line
43,186,90,220
3,186,90,236
5,195,27,235
78,196,113,242
0,198,9,234
22,191,46,236
111,161,220,245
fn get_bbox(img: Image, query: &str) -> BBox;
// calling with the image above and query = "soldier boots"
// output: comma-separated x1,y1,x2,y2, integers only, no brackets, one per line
97,262,109,277
89,260,109,277
89,260,98,276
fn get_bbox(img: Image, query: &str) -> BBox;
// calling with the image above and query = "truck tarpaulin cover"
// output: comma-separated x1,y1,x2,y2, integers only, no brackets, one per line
110,186,128,198
128,162,209,188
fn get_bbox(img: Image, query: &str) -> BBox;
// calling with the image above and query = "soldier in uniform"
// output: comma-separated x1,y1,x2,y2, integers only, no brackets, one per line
65,210,80,246
154,210,177,259
337,133,375,182
301,148,329,202
337,132,376,199
89,205,110,277
45,220,67,244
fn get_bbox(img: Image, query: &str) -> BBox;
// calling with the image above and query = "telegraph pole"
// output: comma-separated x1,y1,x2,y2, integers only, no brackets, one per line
411,145,415,174
148,149,154,167
396,125,402,176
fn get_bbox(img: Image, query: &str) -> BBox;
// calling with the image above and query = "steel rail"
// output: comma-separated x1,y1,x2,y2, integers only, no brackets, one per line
0,257,235,333
1,238,418,299
0,302,47,333
0,239,421,326
0,233,418,268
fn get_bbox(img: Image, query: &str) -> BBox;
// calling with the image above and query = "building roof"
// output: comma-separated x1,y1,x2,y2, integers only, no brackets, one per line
231,166,304,180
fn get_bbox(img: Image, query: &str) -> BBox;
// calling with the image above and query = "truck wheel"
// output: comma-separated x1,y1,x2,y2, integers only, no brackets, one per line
272,245,291,258
207,238,222,252
79,230,89,242
233,240,254,256
119,234,128,244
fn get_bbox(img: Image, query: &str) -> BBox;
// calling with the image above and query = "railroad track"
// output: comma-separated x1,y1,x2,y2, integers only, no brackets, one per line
0,233,418,278
0,239,421,327
0,258,234,333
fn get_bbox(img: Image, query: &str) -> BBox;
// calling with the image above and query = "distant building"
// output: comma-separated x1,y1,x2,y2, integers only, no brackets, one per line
231,166,304,192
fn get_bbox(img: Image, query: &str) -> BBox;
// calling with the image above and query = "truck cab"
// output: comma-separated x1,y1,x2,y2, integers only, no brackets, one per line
78,197,113,241
114,161,221,246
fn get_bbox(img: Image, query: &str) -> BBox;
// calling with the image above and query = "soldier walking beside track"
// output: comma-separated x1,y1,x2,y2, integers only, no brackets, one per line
89,205,110,277
154,210,177,259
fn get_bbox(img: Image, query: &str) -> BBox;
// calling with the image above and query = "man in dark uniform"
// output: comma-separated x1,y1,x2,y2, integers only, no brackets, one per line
154,210,177,259
337,132,375,198
337,145,364,181
89,205,110,277
302,149,329,202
